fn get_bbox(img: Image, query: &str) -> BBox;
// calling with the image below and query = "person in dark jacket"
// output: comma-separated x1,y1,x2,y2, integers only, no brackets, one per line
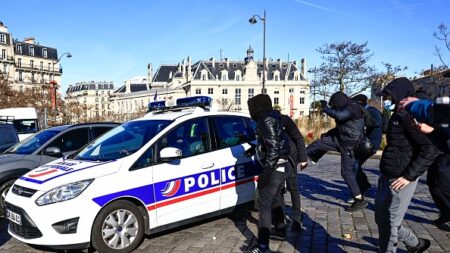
352,94,383,196
246,94,292,253
375,77,439,253
280,114,308,231
306,91,367,211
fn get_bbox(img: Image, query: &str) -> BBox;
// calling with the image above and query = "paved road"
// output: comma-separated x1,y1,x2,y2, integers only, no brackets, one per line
1,154,449,253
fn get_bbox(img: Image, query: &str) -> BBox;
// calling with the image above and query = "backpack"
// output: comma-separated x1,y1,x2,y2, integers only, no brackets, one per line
361,106,378,134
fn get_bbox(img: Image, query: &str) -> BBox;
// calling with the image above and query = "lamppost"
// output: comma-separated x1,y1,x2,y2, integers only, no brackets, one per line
47,52,71,126
249,10,266,94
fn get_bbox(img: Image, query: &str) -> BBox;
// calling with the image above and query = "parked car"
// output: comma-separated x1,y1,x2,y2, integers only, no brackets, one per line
0,123,19,153
0,122,119,217
4,96,259,253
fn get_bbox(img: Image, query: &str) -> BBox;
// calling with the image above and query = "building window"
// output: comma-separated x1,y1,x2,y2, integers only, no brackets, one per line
40,61,43,70
236,74,240,81
299,97,305,104
300,111,304,116
31,73,35,82
30,60,34,69
222,88,228,95
0,34,5,44
275,75,279,81
42,48,48,58
300,90,305,94
3,64,7,74
19,71,23,81
196,88,201,94
295,76,299,81
41,73,45,83
16,44,22,54
235,88,241,105
17,58,22,67
248,88,254,99
289,88,294,94
29,46,34,56
208,88,213,94
274,97,279,105
274,90,279,95
48,62,51,71
201,73,207,80
1,49,5,59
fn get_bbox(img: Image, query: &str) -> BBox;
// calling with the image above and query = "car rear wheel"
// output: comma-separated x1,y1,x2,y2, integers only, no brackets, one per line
91,200,144,253
0,179,16,217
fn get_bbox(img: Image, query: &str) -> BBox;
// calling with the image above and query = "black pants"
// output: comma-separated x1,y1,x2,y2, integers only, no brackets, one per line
286,175,302,223
427,154,450,217
257,169,287,246
353,150,375,194
306,135,361,197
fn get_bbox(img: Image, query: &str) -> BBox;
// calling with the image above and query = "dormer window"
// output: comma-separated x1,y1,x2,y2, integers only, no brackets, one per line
273,70,280,81
16,44,22,54
200,69,208,80
220,70,228,81
42,48,48,58
29,46,34,56
0,34,5,44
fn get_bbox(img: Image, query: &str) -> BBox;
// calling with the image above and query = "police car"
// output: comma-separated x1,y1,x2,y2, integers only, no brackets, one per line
4,96,261,252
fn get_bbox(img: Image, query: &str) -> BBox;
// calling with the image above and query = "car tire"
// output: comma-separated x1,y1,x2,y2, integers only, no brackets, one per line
91,200,145,253
0,179,16,218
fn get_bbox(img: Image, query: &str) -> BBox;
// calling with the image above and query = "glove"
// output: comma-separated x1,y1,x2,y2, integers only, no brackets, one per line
244,144,256,158
257,170,272,189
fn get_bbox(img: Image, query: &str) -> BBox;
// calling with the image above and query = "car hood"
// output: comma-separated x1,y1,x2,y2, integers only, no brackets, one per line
17,159,121,191
0,154,26,166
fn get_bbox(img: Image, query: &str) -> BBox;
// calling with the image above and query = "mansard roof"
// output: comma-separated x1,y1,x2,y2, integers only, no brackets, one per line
152,65,178,82
66,81,114,93
13,41,58,60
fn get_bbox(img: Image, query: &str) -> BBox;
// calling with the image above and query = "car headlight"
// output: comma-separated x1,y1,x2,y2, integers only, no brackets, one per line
35,179,94,206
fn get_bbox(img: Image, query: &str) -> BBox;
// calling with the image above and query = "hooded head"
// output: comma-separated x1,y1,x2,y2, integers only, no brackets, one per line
352,94,368,107
247,94,273,120
379,77,415,104
328,91,352,108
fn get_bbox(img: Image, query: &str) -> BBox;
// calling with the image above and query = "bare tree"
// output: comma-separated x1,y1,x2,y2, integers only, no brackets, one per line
370,62,408,98
315,41,376,96
434,23,450,68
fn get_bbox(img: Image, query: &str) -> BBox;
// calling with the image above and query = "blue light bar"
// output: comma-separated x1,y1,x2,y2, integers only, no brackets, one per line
148,100,166,111
176,96,212,107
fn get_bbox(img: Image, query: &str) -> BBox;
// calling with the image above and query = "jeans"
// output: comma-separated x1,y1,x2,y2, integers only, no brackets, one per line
375,175,419,253
257,167,287,246
353,150,375,194
306,135,362,197
285,161,302,223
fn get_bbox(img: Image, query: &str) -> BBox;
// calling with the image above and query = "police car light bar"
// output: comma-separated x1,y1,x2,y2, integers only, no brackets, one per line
147,96,212,112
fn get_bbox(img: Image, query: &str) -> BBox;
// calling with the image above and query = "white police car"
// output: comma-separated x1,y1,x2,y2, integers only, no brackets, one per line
4,96,260,252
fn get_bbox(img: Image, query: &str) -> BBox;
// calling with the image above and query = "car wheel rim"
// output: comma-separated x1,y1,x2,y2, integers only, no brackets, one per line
101,209,139,249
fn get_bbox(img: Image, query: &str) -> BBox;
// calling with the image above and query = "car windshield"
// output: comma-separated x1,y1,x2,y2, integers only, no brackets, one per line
6,129,61,154
72,120,171,161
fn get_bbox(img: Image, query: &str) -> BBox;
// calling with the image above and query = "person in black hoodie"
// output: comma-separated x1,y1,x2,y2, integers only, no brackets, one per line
306,91,367,211
375,77,439,253
246,94,292,253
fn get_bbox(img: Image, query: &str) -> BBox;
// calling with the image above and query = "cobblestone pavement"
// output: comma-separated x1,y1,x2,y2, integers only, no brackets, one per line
1,154,449,253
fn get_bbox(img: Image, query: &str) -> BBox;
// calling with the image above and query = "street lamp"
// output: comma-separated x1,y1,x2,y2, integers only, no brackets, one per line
47,52,71,127
249,10,266,94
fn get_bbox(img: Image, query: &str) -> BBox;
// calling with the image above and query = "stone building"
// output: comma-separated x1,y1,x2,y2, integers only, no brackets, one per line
65,81,114,121
111,47,310,118
0,22,63,92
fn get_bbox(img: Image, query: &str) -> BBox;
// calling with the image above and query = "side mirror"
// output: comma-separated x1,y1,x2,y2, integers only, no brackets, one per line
160,147,182,162
44,147,63,157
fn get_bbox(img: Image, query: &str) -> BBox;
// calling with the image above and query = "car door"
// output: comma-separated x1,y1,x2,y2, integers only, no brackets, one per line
211,116,259,210
151,117,220,227
39,127,90,166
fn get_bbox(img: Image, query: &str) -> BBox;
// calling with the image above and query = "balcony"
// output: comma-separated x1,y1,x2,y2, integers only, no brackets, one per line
0,56,14,63
15,63,62,74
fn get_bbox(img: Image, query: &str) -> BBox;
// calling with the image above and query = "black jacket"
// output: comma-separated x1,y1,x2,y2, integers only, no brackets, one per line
379,77,440,180
280,114,307,165
324,92,365,147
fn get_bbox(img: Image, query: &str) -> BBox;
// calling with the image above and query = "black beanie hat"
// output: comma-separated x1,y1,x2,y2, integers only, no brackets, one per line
352,94,368,106
247,94,272,120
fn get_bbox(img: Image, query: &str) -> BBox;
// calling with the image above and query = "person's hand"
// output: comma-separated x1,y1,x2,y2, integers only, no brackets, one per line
398,97,419,111
244,145,256,158
390,177,411,190
417,123,434,134
297,162,308,171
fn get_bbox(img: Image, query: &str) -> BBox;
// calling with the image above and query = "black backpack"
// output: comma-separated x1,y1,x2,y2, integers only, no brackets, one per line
361,106,378,134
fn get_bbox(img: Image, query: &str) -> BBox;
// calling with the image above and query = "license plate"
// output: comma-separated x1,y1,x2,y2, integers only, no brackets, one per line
6,209,22,226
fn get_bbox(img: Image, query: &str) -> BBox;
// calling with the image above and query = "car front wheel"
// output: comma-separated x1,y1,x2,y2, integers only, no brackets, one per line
91,200,145,253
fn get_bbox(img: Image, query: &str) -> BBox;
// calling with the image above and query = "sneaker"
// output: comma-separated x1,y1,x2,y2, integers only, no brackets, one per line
432,214,450,227
291,221,305,232
346,198,368,212
347,198,355,204
270,227,286,241
246,245,271,253
405,238,430,253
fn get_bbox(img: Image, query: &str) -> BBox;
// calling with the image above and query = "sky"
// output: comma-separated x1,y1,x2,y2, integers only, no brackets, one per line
2,0,450,93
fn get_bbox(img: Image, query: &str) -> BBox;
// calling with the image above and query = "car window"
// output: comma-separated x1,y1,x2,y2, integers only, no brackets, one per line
158,118,210,159
47,128,89,153
13,119,38,134
214,116,255,149
91,126,114,139
131,146,154,170
7,129,60,154
0,126,17,145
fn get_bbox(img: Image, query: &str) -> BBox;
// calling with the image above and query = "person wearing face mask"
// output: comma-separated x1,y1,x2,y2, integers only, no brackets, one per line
375,77,440,253
306,91,367,212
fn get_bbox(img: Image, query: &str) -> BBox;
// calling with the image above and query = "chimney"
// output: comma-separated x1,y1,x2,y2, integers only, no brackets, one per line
301,58,306,78
24,37,36,44
277,59,282,69
182,59,186,78
293,60,297,67
125,80,131,93
225,58,229,68
187,56,192,81
210,57,215,66
147,63,153,87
